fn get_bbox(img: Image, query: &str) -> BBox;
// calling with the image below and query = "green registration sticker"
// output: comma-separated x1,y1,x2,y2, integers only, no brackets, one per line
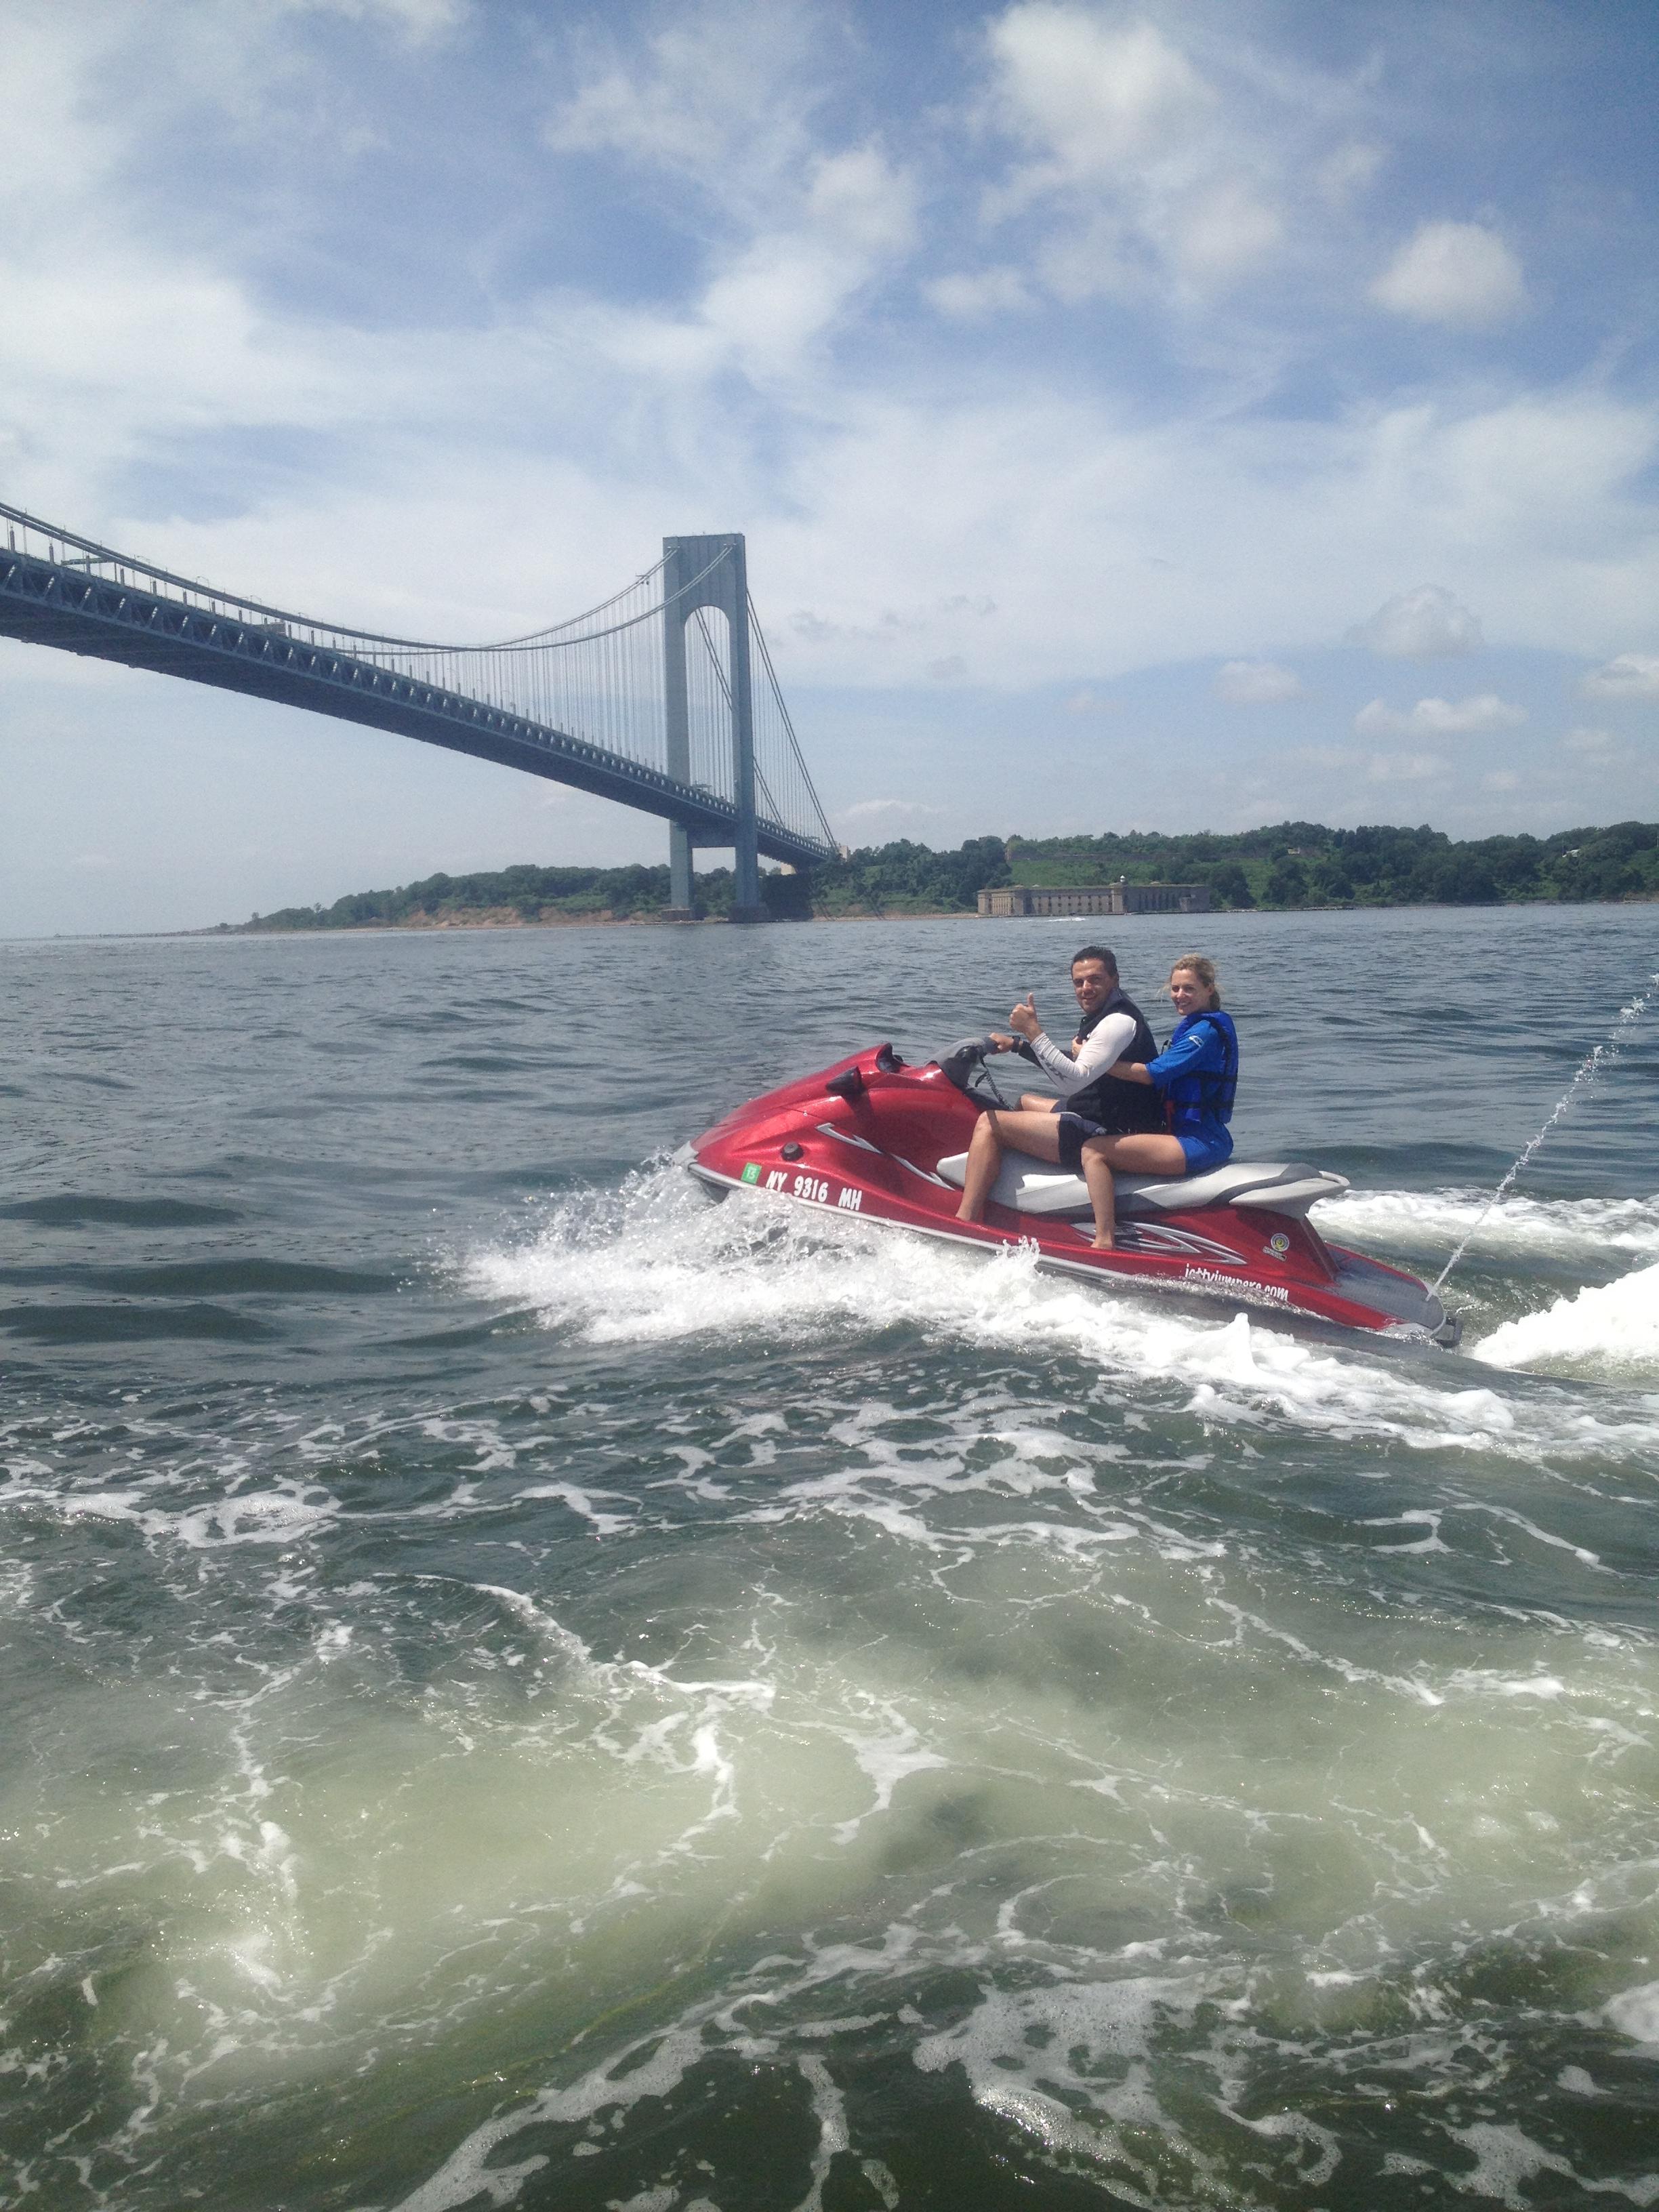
740,1162,762,1185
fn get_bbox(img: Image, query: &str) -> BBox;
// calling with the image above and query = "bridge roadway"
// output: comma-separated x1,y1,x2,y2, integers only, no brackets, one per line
0,537,836,873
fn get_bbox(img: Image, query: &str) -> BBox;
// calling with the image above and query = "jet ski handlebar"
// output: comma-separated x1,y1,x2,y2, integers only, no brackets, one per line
937,1035,1013,1094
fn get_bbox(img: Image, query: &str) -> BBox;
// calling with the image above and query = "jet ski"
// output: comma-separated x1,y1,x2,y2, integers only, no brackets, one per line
679,1038,1460,1347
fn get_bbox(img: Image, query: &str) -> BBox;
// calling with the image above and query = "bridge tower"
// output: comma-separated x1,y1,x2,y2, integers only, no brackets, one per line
661,533,764,923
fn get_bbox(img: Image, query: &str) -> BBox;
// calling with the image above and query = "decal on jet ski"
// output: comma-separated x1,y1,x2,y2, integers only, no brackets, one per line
818,1126,950,1188
819,1124,883,1153
1120,1221,1244,1261
1184,1264,1290,1305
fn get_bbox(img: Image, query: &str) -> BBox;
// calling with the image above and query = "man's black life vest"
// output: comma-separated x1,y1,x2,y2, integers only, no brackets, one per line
1069,988,1164,1133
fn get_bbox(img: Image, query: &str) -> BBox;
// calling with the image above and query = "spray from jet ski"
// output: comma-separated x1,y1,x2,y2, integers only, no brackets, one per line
1433,970,1659,1294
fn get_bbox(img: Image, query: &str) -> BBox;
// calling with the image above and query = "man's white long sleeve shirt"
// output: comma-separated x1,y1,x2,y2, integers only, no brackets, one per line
1024,1011,1137,1096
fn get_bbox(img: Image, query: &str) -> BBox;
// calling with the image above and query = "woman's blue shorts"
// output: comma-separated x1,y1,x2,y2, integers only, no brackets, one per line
1055,1113,1233,1180
1176,1129,1233,1176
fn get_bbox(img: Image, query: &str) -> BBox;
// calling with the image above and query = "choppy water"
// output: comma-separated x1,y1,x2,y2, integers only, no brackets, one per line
3,904,1658,2212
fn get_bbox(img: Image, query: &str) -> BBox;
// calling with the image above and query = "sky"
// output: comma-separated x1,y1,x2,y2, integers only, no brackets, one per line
2,0,1657,933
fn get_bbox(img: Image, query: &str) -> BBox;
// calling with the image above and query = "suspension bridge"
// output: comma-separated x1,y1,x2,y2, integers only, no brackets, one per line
0,502,841,921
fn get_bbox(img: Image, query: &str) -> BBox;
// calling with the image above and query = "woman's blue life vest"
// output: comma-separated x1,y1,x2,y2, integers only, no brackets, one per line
1148,1009,1239,1134
1066,989,1166,1134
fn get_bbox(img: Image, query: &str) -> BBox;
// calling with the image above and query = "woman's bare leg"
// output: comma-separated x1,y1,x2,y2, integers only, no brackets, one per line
1076,1130,1191,1246
956,1109,1067,1223
1080,1140,1117,1250
1093,1132,1189,1178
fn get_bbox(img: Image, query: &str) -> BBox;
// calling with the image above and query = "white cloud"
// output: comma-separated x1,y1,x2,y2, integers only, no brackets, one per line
841,798,945,823
785,594,994,652
541,4,819,213
981,3,1280,296
1213,659,1304,704
1347,585,1483,659
1318,142,1382,206
924,267,1033,319
1354,695,1526,737
804,139,916,258
1172,180,1283,284
1063,689,1119,715
1564,725,1616,753
759,387,1659,690
539,12,920,379
1366,751,1449,781
293,0,466,41
1481,770,1520,791
698,144,918,372
1370,220,1526,329
988,7,1210,179
1580,653,1659,700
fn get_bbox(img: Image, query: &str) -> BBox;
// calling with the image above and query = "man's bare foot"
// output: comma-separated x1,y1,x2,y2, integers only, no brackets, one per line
1091,1234,1115,1251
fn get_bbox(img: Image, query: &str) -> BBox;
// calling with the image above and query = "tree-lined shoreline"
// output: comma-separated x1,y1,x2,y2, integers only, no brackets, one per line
226,817,1659,932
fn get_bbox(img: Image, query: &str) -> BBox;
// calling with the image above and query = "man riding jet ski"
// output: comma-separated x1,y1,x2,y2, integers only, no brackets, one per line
678,1019,1460,1348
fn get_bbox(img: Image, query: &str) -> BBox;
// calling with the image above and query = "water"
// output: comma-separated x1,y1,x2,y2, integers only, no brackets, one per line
2,903,1657,2212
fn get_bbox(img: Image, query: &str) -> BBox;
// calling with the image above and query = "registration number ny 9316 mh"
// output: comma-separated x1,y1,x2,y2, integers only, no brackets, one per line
740,1162,863,1211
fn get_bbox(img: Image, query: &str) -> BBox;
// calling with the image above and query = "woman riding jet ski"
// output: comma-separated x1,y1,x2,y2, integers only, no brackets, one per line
676,962,1459,1347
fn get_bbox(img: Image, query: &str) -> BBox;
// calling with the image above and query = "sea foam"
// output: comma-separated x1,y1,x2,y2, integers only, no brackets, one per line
1473,1261,1659,1381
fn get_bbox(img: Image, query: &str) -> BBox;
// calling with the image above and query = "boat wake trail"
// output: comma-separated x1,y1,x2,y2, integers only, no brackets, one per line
1320,1185,1659,1265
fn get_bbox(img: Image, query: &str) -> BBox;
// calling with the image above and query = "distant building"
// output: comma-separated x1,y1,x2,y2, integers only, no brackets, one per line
977,880,1211,918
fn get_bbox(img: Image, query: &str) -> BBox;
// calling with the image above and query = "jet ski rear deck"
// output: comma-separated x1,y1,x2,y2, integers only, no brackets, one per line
682,1043,1460,1347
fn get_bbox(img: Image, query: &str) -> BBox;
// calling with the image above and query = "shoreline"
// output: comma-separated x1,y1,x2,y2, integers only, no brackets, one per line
192,891,1659,938
11,897,1652,947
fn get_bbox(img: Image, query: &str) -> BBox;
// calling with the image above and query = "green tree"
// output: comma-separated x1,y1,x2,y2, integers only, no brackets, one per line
1264,857,1309,907
1204,861,1254,908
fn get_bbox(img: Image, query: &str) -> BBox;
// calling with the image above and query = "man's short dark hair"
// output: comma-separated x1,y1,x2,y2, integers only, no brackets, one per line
1071,944,1118,975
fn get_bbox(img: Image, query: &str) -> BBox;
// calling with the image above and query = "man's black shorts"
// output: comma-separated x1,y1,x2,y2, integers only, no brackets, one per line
1055,1111,1107,1175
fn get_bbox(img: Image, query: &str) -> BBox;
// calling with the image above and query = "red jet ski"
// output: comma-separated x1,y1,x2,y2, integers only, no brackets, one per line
680,1039,1460,1347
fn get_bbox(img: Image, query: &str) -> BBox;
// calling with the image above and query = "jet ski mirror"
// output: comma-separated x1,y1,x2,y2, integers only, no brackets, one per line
825,1067,865,1101
874,1042,904,1073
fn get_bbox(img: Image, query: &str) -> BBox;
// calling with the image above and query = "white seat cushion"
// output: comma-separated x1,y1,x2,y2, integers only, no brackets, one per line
933,1153,1347,1218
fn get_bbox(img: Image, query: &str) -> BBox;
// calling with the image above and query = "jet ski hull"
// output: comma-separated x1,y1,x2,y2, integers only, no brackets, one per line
682,1045,1460,1347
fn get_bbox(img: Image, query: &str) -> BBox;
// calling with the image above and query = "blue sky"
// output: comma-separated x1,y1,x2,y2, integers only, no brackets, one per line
2,0,1657,932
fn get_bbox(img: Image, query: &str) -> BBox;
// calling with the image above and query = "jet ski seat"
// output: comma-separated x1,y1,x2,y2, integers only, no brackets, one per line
933,1154,1348,1220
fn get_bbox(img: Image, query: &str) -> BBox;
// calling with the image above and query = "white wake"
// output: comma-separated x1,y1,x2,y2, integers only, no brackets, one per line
463,1167,1659,1462
1473,1261,1659,1380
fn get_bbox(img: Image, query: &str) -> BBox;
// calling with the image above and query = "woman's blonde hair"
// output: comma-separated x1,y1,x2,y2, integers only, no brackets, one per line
1167,954,1221,1009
